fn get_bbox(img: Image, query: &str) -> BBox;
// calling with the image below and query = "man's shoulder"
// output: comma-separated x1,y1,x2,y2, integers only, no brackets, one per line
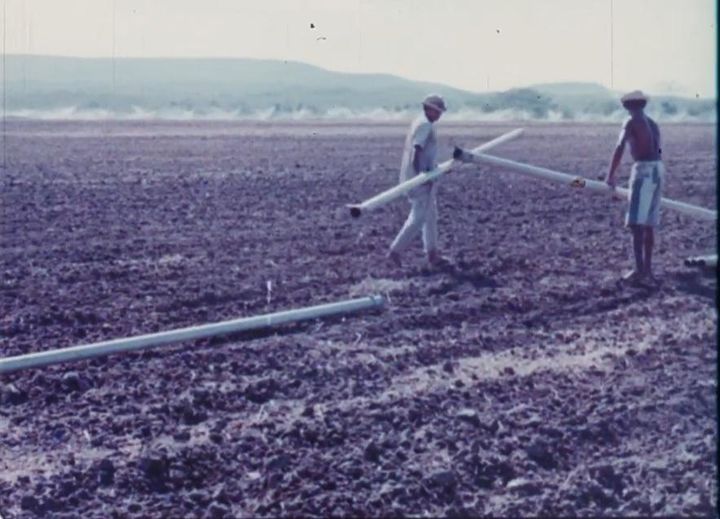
410,115,432,139
411,114,431,128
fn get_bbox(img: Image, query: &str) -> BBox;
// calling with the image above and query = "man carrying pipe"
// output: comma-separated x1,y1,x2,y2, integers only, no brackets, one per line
388,94,451,268
347,128,523,217
605,90,664,285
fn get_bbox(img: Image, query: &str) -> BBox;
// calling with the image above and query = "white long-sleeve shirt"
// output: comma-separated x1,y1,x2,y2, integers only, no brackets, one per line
399,114,438,183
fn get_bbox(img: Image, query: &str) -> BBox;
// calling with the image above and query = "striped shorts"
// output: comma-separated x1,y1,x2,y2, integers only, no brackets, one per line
626,160,664,227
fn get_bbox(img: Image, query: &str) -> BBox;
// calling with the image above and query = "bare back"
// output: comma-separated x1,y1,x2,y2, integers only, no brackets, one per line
618,114,662,161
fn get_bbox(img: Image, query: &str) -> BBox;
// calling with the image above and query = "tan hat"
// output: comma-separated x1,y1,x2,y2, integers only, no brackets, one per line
422,94,447,112
621,90,649,103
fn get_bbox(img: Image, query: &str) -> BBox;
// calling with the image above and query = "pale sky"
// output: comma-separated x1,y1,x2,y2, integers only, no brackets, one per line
1,0,716,97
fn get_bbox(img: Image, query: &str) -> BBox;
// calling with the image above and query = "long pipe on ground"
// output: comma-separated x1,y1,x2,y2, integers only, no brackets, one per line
347,128,524,217
0,295,385,374
684,255,718,268
454,148,717,222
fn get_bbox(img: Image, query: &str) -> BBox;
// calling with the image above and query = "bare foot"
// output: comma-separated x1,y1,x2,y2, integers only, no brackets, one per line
643,271,662,286
387,250,402,268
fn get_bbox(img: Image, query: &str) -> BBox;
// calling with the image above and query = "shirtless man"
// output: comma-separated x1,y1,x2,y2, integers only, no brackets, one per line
388,94,448,268
606,90,663,284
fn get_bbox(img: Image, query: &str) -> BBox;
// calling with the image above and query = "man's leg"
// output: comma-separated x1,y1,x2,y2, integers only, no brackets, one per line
644,166,662,280
625,225,644,282
423,186,439,263
389,193,429,260
643,225,654,276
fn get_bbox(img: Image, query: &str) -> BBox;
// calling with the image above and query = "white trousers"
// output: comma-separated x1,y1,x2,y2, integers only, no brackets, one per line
390,183,438,254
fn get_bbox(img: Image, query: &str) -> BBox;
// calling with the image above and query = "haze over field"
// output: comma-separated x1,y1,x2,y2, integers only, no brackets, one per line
0,56,715,122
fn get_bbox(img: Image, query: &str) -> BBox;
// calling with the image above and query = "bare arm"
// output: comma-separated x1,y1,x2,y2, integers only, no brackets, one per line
606,144,624,187
606,122,628,187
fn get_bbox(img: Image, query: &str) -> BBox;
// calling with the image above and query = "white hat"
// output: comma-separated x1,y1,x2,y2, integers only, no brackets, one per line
422,94,447,112
621,90,649,103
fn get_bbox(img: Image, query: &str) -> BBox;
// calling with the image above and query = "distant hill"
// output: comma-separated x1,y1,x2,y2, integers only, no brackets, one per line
0,55,483,112
0,55,714,122
529,82,615,97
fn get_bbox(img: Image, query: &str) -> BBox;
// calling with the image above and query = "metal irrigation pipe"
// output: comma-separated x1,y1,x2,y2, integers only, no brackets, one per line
0,295,385,374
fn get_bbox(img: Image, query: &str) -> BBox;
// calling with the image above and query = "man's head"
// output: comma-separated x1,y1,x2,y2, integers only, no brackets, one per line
621,90,648,112
422,94,446,122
